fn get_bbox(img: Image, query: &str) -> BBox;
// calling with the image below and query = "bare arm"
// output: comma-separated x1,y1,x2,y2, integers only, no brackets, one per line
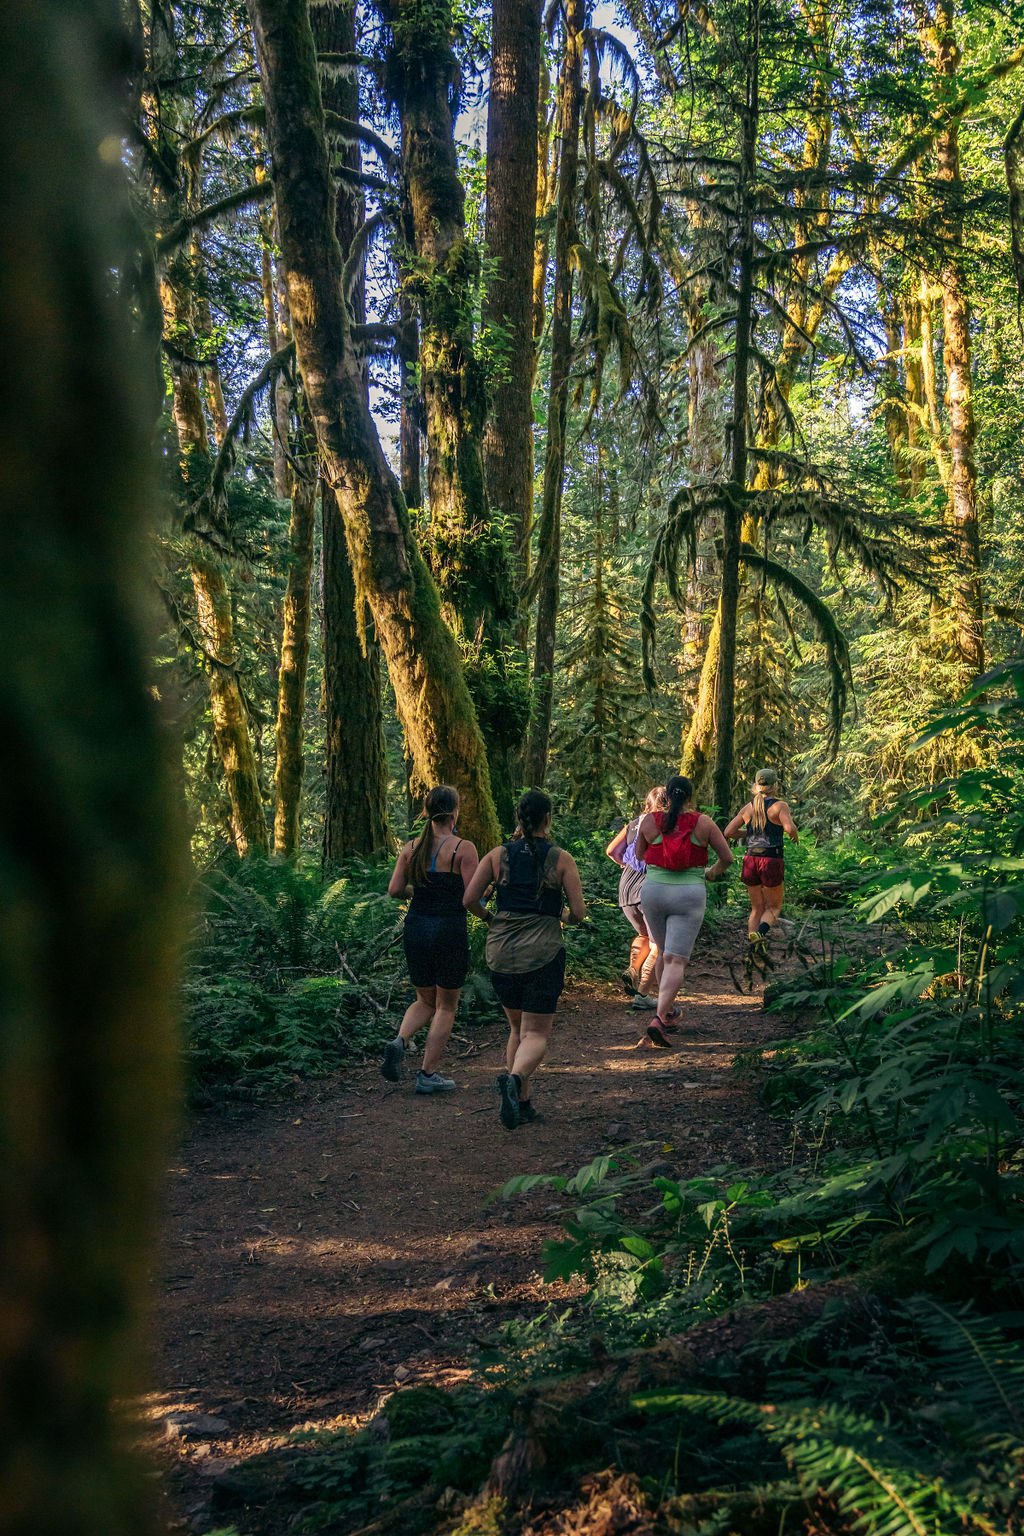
455,841,490,921
462,847,499,911
387,842,414,899
697,815,734,881
634,811,658,861
605,826,629,865
771,799,799,842
723,805,749,841
558,852,587,923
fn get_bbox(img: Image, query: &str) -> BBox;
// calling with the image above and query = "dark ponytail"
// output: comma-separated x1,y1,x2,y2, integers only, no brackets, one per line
408,785,459,886
514,789,552,881
661,775,693,835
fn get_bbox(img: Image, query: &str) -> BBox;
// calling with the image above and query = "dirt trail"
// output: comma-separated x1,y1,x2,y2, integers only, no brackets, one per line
144,926,787,1531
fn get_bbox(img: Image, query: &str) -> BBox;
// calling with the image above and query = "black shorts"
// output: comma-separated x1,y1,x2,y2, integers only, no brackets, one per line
403,915,470,990
489,950,566,1015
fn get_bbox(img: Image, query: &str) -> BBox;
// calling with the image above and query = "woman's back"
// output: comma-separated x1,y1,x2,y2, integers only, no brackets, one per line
408,834,466,917
495,837,563,916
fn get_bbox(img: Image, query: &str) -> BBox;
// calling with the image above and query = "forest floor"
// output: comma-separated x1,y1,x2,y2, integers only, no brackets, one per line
141,919,792,1534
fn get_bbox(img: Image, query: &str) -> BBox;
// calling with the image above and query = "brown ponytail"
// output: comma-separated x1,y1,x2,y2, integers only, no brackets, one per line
408,785,459,886
514,789,552,886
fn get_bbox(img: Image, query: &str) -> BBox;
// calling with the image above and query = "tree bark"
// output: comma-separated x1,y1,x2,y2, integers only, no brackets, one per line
247,0,500,850
162,279,270,857
384,0,526,822
321,483,390,862
711,0,759,823
932,0,985,677
312,0,391,859
523,0,585,787
1,2,182,1528
482,0,543,586
272,438,318,858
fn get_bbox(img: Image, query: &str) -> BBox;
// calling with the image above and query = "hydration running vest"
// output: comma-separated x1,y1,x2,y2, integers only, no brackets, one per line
642,810,709,872
745,798,785,856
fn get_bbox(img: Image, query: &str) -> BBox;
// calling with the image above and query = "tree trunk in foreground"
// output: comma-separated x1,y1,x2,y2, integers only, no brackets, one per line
312,0,390,859
523,0,584,787
248,0,500,851
0,1,182,1529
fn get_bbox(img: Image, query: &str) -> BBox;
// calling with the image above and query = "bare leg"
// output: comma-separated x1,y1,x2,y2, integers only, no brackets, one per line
502,1007,523,1072
510,1013,555,1095
400,986,435,1041
656,952,687,1020
747,888,767,935
761,882,784,929
629,933,651,975
638,943,659,996
422,985,460,1074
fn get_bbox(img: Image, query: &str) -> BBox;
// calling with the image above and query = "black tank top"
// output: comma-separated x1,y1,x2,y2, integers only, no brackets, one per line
495,838,563,916
746,798,784,856
408,836,466,918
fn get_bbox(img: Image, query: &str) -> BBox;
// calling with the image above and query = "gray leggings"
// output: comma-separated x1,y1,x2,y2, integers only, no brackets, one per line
640,880,707,960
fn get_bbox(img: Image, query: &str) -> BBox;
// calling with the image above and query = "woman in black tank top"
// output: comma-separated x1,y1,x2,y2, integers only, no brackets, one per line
724,767,800,956
382,786,489,1095
462,791,587,1130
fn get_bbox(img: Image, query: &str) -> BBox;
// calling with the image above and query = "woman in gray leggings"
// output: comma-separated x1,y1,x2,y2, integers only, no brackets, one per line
635,776,732,1046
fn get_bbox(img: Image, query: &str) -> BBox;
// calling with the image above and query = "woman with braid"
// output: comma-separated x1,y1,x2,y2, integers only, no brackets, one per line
463,791,586,1129
635,775,733,1047
724,767,799,961
382,786,488,1094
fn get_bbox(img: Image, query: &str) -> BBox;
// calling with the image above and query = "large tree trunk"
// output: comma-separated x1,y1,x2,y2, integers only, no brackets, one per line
482,0,543,586
162,280,270,857
272,437,318,858
0,2,182,1528
247,0,500,850
384,0,525,823
321,483,391,862
311,0,391,859
933,0,984,677
711,9,759,823
523,0,585,787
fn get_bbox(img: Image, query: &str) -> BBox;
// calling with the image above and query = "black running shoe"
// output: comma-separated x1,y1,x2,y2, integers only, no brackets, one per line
518,1101,539,1124
381,1036,405,1082
496,1071,522,1129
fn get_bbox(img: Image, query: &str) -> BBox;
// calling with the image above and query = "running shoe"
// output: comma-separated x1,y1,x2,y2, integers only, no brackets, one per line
517,1101,539,1124
643,1021,673,1049
620,965,640,996
496,1071,522,1129
415,1070,456,1094
629,993,657,1012
381,1036,406,1082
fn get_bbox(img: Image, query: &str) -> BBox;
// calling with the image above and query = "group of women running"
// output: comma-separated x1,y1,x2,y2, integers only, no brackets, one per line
381,771,797,1130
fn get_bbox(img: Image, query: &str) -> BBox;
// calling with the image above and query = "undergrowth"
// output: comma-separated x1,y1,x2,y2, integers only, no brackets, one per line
208,662,1024,1534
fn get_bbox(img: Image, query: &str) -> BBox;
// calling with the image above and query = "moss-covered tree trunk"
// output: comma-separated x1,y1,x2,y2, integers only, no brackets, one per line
932,0,985,678
384,0,526,824
523,0,585,787
0,1,182,1528
482,0,543,590
247,0,500,850
312,0,391,859
272,433,318,858
321,483,391,862
162,281,270,856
